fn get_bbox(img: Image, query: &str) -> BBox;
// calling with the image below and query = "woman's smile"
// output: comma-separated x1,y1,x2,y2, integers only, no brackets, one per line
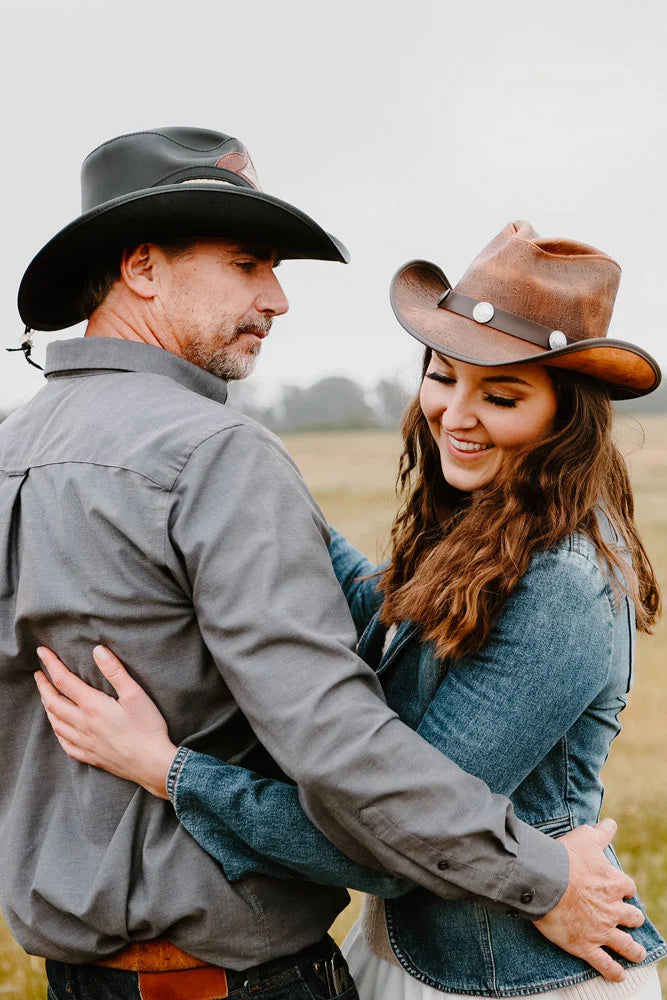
445,433,495,458
421,354,558,491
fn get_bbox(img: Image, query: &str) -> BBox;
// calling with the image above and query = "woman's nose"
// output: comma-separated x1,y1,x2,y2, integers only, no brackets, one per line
439,392,479,431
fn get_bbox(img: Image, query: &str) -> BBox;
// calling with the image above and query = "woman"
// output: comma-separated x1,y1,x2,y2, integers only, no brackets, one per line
36,221,666,998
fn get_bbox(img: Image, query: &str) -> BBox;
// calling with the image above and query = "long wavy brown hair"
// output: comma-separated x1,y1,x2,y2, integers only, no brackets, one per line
380,349,660,661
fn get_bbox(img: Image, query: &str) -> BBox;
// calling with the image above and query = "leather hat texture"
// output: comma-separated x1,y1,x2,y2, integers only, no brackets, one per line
391,220,660,400
19,127,350,331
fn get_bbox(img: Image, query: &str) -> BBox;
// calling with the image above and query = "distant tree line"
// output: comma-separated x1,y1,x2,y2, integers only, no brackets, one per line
615,381,667,414
226,376,413,432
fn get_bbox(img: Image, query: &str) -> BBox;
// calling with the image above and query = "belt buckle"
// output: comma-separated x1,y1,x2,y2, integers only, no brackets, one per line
313,954,352,997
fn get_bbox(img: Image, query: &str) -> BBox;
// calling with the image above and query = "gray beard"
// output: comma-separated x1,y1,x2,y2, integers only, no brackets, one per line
182,340,260,381
182,320,270,381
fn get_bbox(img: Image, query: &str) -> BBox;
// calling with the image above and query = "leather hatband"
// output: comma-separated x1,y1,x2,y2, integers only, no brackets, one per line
438,290,569,351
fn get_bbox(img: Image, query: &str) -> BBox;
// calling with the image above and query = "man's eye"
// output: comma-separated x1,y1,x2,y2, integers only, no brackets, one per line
426,373,455,385
235,262,256,272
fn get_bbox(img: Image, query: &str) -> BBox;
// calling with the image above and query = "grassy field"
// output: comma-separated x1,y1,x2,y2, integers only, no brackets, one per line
1,417,665,997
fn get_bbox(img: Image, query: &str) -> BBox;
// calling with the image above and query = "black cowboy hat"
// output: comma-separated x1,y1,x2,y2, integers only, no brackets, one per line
18,127,350,332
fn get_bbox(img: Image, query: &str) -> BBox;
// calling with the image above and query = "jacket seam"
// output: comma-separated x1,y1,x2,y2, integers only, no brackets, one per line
543,546,619,620
562,735,575,831
0,459,172,491
167,746,191,803
167,423,248,495
558,549,616,690
532,814,571,832
480,906,498,992
163,422,248,565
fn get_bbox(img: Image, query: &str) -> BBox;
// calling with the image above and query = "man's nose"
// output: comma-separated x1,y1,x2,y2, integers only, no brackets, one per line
256,272,289,316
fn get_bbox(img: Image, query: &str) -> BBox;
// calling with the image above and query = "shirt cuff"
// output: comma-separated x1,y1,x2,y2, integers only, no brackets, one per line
166,745,191,803
496,822,569,920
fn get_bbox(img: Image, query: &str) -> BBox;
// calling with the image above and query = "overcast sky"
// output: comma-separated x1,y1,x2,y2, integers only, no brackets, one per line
2,0,666,410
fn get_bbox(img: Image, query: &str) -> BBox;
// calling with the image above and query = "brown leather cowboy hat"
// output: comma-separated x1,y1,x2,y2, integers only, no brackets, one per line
390,220,660,400
18,127,350,332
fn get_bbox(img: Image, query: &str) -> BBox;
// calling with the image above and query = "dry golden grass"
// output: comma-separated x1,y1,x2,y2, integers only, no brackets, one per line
1,418,665,997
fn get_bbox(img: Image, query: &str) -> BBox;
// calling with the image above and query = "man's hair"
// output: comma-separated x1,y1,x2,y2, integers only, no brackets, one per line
78,239,197,319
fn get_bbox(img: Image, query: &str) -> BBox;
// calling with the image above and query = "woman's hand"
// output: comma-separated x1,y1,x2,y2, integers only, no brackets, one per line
34,646,177,800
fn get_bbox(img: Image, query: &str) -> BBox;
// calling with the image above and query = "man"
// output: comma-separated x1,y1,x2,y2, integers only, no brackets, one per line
0,127,644,1000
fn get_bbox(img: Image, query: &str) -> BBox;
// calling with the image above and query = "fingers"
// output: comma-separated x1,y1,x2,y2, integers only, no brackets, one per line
618,903,645,929
35,644,139,707
37,646,107,705
92,646,141,702
44,710,93,757
606,929,646,964
619,874,638,900
34,671,83,728
51,731,92,765
594,817,617,849
36,647,94,706
584,948,626,982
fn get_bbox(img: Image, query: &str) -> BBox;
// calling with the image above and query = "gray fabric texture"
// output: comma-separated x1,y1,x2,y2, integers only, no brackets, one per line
0,337,567,967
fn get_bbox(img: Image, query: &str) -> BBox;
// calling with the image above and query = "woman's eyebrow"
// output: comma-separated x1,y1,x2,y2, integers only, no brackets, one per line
482,375,532,387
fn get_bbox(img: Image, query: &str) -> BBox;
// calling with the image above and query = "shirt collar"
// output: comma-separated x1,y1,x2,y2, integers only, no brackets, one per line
45,337,229,406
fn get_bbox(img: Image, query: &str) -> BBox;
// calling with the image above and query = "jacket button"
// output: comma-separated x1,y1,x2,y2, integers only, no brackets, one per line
437,860,450,870
521,890,535,904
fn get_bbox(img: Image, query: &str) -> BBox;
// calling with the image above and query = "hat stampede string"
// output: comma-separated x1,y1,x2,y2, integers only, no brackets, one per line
6,327,44,371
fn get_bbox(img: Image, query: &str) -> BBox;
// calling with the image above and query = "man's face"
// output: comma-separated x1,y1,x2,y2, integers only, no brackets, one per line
155,239,289,380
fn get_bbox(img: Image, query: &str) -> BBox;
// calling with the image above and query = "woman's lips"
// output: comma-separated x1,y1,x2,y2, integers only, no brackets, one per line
445,434,494,460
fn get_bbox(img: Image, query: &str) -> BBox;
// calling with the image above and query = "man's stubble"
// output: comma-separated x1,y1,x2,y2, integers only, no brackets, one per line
181,317,272,381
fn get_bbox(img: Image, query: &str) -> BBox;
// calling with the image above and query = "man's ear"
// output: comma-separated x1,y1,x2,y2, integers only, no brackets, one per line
119,243,158,300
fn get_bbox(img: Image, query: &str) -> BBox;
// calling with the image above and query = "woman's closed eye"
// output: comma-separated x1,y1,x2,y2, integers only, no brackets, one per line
484,394,518,408
426,373,519,408
426,372,455,386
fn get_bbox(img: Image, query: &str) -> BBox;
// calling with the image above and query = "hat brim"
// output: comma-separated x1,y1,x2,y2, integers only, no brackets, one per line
390,260,661,400
19,184,350,331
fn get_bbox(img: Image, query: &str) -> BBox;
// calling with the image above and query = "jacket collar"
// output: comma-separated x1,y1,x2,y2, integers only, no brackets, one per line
45,337,229,406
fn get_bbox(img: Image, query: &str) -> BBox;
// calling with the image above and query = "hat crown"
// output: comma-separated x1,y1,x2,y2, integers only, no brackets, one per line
389,221,660,399
456,220,621,343
81,127,262,212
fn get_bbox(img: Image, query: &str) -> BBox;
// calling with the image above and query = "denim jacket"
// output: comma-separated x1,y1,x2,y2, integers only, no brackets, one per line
170,527,666,995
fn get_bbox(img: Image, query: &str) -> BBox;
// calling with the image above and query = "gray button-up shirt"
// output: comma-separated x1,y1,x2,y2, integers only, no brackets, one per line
0,338,567,967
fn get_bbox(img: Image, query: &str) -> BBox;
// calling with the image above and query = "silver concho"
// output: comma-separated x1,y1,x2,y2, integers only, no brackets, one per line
472,301,495,324
549,330,567,351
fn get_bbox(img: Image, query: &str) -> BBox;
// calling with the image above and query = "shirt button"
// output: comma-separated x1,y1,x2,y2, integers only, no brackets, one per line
521,890,535,904
437,860,450,870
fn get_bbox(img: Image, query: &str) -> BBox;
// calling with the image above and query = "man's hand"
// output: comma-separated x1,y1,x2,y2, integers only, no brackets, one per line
34,646,177,800
534,818,645,981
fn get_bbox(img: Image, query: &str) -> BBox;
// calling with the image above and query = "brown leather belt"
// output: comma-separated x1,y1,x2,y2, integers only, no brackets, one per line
96,938,229,999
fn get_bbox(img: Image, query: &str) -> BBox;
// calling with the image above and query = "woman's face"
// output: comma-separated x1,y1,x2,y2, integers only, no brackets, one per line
420,353,558,492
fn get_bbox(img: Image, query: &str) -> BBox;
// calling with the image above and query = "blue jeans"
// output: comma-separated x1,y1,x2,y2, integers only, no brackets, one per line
46,935,359,1000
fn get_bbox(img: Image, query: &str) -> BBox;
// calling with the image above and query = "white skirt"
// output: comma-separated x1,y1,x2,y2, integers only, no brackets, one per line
341,919,662,1000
